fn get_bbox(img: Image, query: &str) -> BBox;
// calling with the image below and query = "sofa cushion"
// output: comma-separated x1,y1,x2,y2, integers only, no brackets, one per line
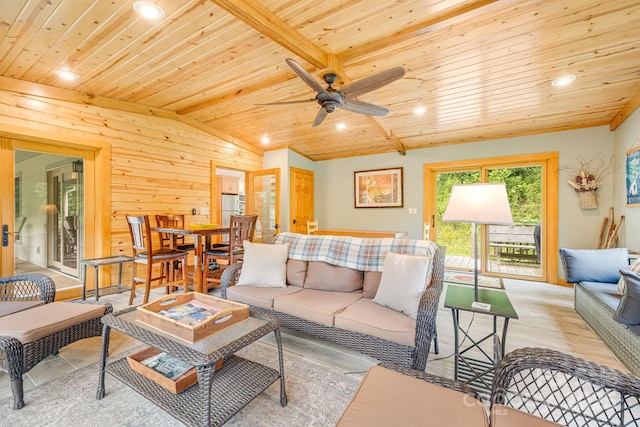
577,281,621,313
559,248,628,284
619,257,640,295
614,270,640,325
334,298,416,346
287,259,307,287
273,289,362,326
236,241,288,287
490,405,561,427
336,365,488,427
362,271,382,299
226,285,302,310
373,252,433,318
0,302,106,344
304,261,364,293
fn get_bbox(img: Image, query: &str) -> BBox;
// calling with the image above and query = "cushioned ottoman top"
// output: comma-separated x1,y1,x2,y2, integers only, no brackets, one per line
0,302,106,344
336,365,488,426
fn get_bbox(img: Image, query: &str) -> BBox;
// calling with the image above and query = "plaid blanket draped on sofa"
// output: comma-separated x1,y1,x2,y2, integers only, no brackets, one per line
273,232,437,272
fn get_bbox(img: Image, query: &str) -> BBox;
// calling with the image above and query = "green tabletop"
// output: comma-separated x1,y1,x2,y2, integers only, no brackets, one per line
444,284,519,319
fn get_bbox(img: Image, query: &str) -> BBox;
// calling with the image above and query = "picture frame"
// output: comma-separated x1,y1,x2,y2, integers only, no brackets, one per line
354,167,403,208
626,146,640,206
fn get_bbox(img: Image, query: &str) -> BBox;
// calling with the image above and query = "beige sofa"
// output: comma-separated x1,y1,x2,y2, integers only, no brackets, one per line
220,232,444,370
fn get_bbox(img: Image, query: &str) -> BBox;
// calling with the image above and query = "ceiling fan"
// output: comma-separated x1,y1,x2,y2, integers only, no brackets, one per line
258,58,406,127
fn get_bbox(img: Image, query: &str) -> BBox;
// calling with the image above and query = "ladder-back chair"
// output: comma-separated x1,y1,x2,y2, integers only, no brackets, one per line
307,220,318,235
126,215,189,304
203,215,257,289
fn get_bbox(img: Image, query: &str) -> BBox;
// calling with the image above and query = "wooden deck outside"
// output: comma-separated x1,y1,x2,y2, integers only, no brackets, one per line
446,255,542,278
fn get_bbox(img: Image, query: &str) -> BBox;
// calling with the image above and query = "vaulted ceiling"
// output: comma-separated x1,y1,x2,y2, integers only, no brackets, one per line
2,0,640,160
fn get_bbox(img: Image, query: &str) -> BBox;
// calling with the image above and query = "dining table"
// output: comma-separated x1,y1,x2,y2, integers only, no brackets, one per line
151,225,229,293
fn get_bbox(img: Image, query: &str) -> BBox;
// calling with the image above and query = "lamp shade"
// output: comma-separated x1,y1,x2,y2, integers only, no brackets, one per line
442,183,513,225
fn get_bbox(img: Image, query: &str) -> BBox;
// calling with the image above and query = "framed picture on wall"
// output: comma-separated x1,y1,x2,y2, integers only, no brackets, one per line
626,146,640,206
354,167,403,208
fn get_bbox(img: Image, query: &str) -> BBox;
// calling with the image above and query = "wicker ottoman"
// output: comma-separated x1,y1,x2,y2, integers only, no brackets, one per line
0,300,111,409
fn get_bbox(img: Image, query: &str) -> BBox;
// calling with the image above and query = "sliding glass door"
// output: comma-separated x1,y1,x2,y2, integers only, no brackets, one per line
425,153,557,283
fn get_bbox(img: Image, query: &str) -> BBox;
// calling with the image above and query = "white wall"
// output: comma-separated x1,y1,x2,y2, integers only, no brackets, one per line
614,107,640,250
313,126,615,250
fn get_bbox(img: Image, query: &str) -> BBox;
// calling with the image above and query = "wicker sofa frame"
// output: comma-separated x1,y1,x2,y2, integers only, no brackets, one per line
220,246,445,371
574,282,640,376
491,347,640,426
0,273,113,409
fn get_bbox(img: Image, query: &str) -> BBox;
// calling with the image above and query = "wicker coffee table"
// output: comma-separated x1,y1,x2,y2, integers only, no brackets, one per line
96,307,286,427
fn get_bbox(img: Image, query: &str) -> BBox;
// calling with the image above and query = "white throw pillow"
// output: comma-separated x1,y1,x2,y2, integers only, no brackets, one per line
236,241,289,287
618,257,640,295
373,252,434,318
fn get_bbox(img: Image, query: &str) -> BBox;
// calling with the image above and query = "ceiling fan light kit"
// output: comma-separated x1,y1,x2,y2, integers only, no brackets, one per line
259,58,406,127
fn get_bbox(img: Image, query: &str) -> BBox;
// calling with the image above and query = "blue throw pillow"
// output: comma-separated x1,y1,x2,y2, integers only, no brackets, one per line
614,269,640,325
559,248,628,284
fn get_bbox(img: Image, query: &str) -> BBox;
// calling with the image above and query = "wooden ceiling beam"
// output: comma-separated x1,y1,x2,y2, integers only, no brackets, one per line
337,0,499,63
610,88,640,131
209,0,327,69
208,0,406,155
0,76,262,156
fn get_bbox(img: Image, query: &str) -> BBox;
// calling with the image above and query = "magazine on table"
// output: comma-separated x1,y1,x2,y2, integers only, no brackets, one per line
157,299,227,326
140,352,193,380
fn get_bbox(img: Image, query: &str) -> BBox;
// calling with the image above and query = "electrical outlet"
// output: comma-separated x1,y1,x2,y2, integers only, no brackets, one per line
191,208,197,215
201,207,210,215
408,208,417,215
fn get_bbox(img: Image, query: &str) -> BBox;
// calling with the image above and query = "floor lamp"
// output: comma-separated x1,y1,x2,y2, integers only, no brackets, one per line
442,183,513,309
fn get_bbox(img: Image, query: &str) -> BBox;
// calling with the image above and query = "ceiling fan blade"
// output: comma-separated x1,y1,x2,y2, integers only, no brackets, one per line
256,99,316,106
341,66,406,99
286,58,330,96
312,108,329,127
340,100,389,116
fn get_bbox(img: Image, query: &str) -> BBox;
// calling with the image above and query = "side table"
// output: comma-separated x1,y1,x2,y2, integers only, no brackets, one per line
80,255,134,301
444,284,518,392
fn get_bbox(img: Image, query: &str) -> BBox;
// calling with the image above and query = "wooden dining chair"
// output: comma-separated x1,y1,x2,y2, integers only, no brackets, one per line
126,215,189,305
155,214,195,251
307,220,318,235
155,213,196,289
203,215,257,289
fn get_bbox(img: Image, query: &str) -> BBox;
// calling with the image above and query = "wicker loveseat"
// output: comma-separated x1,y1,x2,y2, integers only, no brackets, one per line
220,232,444,370
0,273,112,409
559,248,640,376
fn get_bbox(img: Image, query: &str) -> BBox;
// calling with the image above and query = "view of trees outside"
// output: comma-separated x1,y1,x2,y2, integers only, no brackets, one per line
437,166,542,257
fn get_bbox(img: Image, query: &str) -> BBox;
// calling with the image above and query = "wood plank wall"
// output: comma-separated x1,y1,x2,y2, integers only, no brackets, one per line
0,89,262,294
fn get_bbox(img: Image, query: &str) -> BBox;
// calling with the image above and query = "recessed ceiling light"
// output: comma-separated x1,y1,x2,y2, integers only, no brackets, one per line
412,106,428,115
260,134,270,144
133,1,166,19
336,122,347,130
551,74,576,87
54,70,79,81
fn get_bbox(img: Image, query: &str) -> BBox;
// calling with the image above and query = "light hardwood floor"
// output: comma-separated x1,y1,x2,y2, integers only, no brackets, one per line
0,277,628,406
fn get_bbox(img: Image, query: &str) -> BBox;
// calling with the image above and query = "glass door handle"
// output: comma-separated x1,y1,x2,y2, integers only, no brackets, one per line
2,224,8,247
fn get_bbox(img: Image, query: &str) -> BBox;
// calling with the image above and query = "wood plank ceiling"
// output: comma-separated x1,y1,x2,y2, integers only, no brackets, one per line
1,0,639,160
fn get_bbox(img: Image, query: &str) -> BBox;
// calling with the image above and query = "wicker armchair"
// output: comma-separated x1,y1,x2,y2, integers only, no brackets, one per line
0,273,112,409
491,347,640,426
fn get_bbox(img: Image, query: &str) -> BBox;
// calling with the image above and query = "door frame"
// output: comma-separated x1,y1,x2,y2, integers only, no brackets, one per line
424,152,558,283
1,134,110,300
247,168,280,241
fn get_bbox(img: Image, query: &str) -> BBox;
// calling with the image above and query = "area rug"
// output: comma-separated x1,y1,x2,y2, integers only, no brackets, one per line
444,270,504,290
0,341,361,426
